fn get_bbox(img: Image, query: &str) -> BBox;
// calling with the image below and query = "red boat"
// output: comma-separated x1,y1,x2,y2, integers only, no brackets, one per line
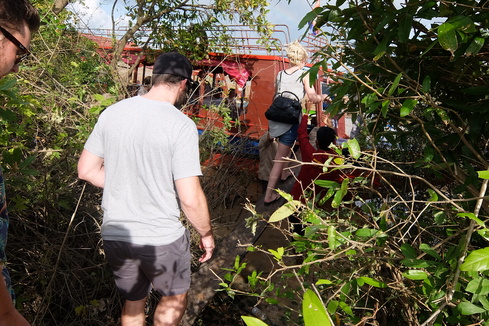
82,25,342,155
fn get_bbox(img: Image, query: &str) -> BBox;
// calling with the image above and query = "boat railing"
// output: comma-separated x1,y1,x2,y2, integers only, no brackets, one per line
78,24,328,60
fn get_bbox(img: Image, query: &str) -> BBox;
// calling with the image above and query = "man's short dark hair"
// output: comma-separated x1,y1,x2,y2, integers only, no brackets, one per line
316,126,336,150
0,0,40,32
152,73,186,87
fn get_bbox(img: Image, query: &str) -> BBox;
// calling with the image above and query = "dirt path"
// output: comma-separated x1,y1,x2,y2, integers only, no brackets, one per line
182,172,298,325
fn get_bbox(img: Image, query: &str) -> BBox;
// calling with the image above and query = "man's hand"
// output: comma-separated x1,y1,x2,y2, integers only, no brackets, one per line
198,234,215,263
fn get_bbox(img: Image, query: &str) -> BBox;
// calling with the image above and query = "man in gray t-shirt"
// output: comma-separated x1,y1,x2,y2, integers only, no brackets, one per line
78,52,214,326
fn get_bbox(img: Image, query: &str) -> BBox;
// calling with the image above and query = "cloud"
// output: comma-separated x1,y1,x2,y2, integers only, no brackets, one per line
68,0,130,29
68,0,108,28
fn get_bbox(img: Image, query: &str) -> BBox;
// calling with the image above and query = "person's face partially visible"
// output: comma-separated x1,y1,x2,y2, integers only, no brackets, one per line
174,80,188,108
0,23,31,79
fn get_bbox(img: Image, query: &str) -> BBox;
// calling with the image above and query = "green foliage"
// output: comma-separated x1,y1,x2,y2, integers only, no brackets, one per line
302,289,334,326
242,315,268,326
303,7,489,323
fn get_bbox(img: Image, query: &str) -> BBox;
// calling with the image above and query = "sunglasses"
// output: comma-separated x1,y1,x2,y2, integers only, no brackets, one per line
0,26,31,64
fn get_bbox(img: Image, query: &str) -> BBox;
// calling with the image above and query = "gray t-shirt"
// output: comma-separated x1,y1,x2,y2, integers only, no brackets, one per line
84,96,202,246
268,69,305,138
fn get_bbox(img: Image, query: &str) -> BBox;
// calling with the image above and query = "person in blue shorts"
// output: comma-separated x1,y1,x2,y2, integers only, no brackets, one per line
264,41,331,205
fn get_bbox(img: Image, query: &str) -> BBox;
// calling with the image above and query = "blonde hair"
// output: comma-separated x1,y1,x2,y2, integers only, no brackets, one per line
286,41,308,66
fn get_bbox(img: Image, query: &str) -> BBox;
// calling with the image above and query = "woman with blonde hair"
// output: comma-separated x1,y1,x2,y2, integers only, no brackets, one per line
264,41,331,205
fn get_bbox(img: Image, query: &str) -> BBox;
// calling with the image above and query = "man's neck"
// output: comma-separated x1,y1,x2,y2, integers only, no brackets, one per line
142,84,178,104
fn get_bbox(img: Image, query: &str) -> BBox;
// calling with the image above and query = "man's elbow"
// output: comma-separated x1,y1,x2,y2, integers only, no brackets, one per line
77,165,104,188
77,166,89,182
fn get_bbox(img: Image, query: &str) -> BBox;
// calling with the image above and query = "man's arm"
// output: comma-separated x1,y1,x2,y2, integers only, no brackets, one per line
0,266,30,326
77,149,105,188
175,176,214,263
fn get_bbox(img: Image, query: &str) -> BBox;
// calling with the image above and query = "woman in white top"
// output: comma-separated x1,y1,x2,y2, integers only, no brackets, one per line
264,41,331,205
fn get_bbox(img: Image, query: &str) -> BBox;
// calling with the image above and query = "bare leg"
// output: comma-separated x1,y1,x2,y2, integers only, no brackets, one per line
264,142,292,203
121,297,147,326
153,293,187,326
281,160,292,180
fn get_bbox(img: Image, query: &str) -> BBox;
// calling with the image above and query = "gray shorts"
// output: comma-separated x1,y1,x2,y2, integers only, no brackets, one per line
103,230,191,301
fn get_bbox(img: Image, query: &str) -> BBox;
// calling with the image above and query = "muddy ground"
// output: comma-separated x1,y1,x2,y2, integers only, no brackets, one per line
191,158,302,326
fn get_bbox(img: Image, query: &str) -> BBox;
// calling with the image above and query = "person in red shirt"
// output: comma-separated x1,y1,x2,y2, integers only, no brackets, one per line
290,107,341,205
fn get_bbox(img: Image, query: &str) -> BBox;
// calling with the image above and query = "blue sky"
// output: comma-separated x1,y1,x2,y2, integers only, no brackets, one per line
69,0,317,42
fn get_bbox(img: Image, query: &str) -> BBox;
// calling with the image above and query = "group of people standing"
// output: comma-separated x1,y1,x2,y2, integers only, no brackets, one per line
2,1,337,324
262,41,339,207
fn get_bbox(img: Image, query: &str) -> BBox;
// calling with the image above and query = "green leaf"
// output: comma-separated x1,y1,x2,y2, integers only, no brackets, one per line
465,36,485,56
422,76,431,92
422,146,434,163
265,298,278,304
458,212,485,228
328,226,337,250
400,99,417,117
268,247,284,261
338,301,354,316
373,36,389,61
434,211,446,224
398,13,413,43
456,301,486,315
435,108,450,124
419,243,442,260
388,73,402,96
316,279,334,286
448,15,477,33
318,187,335,205
466,278,489,295
355,228,378,237
327,300,339,315
461,247,489,272
381,100,389,118
331,178,349,208
269,201,301,223
477,229,489,242
93,93,106,101
298,7,324,30
315,180,339,189
400,259,432,268
403,270,429,280
478,171,489,180
346,138,361,159
356,277,387,288
302,289,333,326
438,22,458,54
479,295,489,310
241,316,269,326
0,77,17,90
427,189,438,201
401,243,417,259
